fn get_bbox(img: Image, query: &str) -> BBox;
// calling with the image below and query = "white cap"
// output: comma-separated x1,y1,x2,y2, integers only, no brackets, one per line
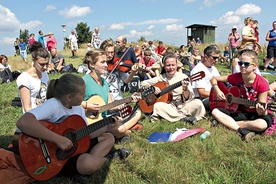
232,25,238,30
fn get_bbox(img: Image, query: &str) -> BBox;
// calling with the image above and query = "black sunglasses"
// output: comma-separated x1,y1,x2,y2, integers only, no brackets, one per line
211,56,219,60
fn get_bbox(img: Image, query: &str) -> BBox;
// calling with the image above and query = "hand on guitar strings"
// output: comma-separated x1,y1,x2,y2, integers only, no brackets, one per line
256,103,267,116
87,102,100,112
131,93,142,102
215,89,226,100
55,135,73,151
154,86,161,95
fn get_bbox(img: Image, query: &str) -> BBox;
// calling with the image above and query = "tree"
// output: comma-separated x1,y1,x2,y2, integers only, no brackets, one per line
19,29,29,43
75,22,92,44
137,36,146,42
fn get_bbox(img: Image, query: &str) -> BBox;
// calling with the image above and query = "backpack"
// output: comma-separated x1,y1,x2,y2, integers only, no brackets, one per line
61,64,77,73
0,68,14,84
77,64,89,73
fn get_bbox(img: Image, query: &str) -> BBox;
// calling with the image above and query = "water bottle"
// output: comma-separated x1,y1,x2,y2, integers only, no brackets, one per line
200,131,210,140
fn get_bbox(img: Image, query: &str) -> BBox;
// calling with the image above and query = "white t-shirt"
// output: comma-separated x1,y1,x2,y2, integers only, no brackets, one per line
16,71,49,112
103,71,128,101
69,34,78,43
190,62,220,98
29,98,87,125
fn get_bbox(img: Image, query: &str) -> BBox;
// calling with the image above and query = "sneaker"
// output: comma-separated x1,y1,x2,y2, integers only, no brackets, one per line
107,148,132,160
237,128,256,142
181,116,197,125
130,122,144,131
115,136,131,144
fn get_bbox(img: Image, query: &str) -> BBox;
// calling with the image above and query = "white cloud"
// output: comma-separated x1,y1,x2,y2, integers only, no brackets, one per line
147,25,155,30
0,5,20,32
210,11,240,25
200,0,224,9
20,20,44,31
109,23,125,30
163,24,185,34
235,3,261,15
183,0,196,3
59,5,91,19
125,30,152,38
45,5,56,11
2,37,15,44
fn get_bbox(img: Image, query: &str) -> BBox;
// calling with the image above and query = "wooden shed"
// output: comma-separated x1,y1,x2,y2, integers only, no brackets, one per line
185,24,216,44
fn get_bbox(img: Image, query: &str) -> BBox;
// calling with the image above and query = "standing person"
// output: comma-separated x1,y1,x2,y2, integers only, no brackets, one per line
46,32,57,52
37,30,47,48
82,49,142,141
148,40,158,61
28,33,35,46
264,21,276,71
228,25,240,62
140,54,206,124
69,29,78,59
49,48,65,73
210,49,273,142
18,38,27,62
14,38,20,56
91,27,101,49
240,17,256,50
190,44,221,111
16,73,130,182
155,41,166,61
16,41,49,113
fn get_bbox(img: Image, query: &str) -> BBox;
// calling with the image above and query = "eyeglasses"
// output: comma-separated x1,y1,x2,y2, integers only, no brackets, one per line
210,56,219,60
38,62,49,67
145,54,151,56
238,61,255,67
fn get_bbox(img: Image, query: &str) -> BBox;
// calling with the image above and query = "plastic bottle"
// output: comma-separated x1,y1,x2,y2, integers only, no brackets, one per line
200,131,210,140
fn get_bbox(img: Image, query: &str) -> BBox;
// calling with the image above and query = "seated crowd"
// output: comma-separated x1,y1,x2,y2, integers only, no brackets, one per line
1,31,276,183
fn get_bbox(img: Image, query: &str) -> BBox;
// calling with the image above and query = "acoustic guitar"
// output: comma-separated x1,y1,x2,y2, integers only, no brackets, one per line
86,95,133,124
13,114,122,181
209,81,276,113
139,71,205,113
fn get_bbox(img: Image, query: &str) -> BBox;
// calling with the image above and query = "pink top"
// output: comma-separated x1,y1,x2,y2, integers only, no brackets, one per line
29,38,35,45
229,32,240,48
139,57,156,67
46,37,57,51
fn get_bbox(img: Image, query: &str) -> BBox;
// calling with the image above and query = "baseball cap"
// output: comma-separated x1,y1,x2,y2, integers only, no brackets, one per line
232,26,237,30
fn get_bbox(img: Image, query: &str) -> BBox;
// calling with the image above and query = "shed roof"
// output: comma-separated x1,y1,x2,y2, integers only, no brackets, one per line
186,24,217,28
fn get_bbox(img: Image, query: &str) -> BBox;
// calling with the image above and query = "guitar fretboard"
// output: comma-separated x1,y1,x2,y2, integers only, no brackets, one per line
73,116,115,141
99,96,132,113
230,96,267,109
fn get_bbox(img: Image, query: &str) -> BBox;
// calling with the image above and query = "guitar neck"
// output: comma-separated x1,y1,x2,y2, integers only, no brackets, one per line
99,96,132,113
73,116,115,141
231,96,266,109
159,79,188,96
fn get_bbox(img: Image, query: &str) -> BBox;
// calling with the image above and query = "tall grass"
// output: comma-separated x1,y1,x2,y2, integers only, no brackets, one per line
1,44,276,183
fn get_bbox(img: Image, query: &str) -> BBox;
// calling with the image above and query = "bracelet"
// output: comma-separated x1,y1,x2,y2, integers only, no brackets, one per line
85,101,88,109
212,84,218,88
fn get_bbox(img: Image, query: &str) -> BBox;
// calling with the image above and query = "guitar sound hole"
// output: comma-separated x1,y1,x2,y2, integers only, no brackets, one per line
56,143,78,160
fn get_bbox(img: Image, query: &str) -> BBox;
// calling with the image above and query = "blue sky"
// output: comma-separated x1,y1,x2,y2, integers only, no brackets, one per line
0,0,274,56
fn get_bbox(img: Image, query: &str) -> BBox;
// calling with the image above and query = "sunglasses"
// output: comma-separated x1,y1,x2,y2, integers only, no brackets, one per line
238,61,255,67
145,54,151,56
211,56,219,60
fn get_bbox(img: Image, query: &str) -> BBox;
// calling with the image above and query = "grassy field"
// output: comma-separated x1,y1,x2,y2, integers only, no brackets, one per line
1,44,276,184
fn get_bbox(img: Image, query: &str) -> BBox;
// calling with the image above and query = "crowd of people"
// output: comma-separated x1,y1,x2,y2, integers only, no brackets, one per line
1,17,276,183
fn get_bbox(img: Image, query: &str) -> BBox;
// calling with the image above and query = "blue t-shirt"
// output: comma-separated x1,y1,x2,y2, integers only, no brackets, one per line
38,34,45,47
18,42,27,51
268,30,276,47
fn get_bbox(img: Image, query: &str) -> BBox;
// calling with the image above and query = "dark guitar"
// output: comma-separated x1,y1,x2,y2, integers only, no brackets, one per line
139,71,205,113
209,81,276,113
13,114,123,181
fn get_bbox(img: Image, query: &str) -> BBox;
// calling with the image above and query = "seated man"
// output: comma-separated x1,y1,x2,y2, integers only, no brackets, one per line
190,44,221,111
138,48,160,80
49,48,65,73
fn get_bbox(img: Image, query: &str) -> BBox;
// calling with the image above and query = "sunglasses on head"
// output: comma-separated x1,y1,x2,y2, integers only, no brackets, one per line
238,61,255,67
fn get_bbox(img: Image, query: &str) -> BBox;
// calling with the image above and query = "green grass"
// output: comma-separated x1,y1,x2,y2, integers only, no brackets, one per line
2,44,276,183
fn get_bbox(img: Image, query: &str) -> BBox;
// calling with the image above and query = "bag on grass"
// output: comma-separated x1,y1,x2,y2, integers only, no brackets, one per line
0,68,14,84
61,64,76,73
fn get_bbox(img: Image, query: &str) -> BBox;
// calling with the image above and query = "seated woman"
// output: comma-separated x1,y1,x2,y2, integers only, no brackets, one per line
211,49,274,142
82,49,142,140
0,55,12,72
140,53,206,124
138,48,160,80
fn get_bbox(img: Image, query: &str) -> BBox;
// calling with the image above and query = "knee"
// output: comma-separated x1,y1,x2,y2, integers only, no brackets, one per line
101,132,115,145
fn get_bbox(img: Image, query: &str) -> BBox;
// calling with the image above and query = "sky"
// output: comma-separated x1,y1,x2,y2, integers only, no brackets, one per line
0,0,274,56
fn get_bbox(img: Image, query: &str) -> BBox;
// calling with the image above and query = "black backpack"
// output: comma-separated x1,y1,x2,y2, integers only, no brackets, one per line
0,68,14,84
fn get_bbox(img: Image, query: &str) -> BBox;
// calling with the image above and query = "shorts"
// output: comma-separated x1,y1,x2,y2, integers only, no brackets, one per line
71,42,78,51
267,46,276,59
59,137,99,176
20,50,27,59
217,108,274,131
